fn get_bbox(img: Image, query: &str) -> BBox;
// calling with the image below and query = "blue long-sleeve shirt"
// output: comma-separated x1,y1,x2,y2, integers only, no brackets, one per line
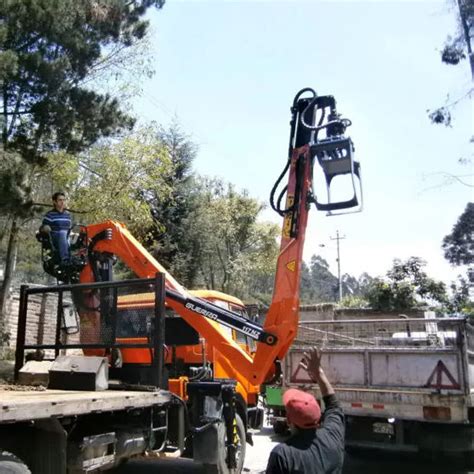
42,209,72,261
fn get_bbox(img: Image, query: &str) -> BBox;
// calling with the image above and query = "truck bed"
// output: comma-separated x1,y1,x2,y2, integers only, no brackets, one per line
284,318,474,423
0,386,173,423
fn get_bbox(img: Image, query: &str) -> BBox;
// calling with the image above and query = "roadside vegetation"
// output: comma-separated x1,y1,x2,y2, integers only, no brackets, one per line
0,0,472,353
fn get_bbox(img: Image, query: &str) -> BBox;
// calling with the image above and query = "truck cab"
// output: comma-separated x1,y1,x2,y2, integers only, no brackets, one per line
80,288,261,425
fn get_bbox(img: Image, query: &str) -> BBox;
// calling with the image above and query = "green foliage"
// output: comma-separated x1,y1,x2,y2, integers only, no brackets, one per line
442,202,474,266
14,220,50,284
69,126,173,239
340,295,370,309
147,122,198,280
387,257,447,301
441,42,466,65
365,257,447,311
0,0,165,331
302,255,338,303
428,107,452,127
428,0,473,127
445,275,474,316
299,257,373,304
342,271,374,300
0,149,35,217
179,177,279,298
366,279,416,311
0,0,164,209
1,126,174,284
299,261,312,303
440,1,473,69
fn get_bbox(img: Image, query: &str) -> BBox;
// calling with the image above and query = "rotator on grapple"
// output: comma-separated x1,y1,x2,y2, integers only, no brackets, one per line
271,87,362,221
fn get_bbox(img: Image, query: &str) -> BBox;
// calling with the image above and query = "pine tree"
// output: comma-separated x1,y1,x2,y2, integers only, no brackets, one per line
0,0,165,331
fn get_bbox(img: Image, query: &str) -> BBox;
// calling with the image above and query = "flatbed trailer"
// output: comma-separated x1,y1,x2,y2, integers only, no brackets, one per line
0,385,182,473
0,276,238,474
0,386,173,423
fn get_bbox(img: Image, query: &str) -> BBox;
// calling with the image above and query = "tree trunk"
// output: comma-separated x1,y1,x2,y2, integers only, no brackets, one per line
458,0,474,80
0,219,19,343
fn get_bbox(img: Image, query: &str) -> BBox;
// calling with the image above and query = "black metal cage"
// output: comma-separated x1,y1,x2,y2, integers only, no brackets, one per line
14,274,166,388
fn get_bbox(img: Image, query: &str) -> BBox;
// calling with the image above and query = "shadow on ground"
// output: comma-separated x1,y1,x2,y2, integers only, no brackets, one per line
252,426,287,442
112,457,207,474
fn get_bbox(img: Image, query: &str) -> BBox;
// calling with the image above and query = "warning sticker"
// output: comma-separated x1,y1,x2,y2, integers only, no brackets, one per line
424,360,460,390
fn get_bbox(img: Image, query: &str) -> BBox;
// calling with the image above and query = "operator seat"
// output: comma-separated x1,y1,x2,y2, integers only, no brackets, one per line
36,226,87,283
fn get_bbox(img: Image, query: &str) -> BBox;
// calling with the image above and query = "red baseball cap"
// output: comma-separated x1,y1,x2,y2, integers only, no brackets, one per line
283,388,321,429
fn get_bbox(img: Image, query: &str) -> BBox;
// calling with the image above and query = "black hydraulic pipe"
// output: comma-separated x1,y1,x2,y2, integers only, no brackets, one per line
14,285,28,380
54,290,63,359
153,273,166,388
166,288,277,346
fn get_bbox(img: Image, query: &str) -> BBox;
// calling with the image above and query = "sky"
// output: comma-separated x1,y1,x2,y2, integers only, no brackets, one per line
132,0,473,285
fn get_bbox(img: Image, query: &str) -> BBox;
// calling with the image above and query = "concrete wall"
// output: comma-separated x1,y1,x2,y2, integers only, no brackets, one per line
256,303,424,325
300,304,425,322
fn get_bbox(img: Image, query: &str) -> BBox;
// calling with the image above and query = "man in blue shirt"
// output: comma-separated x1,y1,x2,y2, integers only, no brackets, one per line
41,192,72,262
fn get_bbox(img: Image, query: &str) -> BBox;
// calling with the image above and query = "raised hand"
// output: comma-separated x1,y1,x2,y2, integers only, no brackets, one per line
300,347,323,382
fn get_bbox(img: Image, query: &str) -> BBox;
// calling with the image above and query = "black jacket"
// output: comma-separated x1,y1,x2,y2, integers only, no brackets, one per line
266,394,345,474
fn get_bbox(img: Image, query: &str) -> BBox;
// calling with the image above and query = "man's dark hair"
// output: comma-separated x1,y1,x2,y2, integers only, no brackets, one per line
52,192,66,202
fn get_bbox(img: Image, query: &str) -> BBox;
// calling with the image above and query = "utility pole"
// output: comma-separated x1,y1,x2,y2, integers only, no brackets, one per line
330,230,345,301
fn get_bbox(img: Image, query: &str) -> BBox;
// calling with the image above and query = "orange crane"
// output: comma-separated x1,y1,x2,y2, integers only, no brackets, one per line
36,87,362,473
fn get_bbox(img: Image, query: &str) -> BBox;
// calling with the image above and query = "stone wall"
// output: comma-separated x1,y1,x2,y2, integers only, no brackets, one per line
5,289,57,348
1,287,78,358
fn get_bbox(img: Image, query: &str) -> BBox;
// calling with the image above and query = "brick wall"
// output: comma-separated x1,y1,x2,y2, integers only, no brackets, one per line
1,287,81,358
6,289,56,348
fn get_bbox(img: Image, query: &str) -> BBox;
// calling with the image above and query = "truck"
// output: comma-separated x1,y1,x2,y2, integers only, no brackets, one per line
266,314,474,460
0,87,362,473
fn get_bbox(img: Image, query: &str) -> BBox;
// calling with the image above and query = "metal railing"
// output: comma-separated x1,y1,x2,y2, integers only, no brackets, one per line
293,318,467,350
14,274,166,387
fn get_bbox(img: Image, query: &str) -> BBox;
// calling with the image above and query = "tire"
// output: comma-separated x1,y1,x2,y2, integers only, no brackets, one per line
0,451,31,474
203,414,246,474
272,420,288,435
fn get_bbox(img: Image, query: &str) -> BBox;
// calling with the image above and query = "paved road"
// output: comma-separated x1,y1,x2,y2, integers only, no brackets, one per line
112,425,474,474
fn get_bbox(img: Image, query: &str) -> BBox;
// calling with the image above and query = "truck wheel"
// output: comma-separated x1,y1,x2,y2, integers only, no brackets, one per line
0,452,31,474
204,414,246,474
272,420,288,435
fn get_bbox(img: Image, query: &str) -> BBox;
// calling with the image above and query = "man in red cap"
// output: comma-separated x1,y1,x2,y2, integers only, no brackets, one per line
265,347,344,473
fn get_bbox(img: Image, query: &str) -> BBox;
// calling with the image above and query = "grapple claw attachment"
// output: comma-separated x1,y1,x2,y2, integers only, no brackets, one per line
311,136,363,215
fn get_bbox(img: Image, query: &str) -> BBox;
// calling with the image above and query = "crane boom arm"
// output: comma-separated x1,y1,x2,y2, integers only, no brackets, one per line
77,88,360,387
78,144,311,386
